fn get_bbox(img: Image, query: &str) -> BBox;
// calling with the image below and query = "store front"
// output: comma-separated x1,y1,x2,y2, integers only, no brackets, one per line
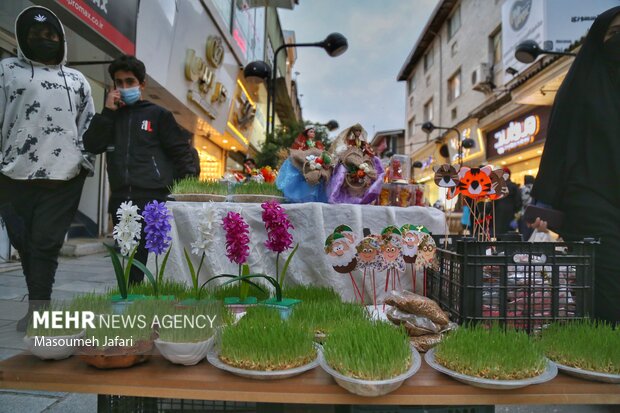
485,106,551,185
444,119,486,168
410,141,440,206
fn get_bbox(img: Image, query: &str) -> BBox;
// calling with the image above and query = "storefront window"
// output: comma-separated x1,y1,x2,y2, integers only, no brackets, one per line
233,3,265,63
212,0,233,32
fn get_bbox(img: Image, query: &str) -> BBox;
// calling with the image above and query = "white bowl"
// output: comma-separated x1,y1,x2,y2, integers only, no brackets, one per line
24,330,85,360
553,360,620,384
319,344,421,397
154,336,213,366
425,348,557,390
207,347,319,380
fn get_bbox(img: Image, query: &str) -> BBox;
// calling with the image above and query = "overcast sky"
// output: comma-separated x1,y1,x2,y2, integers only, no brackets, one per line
279,0,439,140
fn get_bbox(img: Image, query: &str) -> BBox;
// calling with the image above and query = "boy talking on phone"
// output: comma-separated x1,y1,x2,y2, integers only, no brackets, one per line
83,55,196,284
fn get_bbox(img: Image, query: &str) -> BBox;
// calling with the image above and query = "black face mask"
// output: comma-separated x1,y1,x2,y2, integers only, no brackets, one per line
27,38,60,63
603,32,620,63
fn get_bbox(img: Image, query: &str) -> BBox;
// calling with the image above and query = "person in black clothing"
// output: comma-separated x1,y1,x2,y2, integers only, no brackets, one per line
531,7,620,323
492,167,521,237
83,55,195,284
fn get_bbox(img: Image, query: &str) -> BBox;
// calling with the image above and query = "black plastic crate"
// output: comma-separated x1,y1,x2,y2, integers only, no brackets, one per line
426,239,596,334
98,396,259,413
346,406,493,413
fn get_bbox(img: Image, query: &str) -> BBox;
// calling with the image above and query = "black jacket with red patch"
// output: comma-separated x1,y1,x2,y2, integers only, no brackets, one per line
84,100,196,196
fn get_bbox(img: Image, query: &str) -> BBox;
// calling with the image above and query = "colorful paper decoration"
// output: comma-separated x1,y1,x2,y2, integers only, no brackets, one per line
433,164,460,188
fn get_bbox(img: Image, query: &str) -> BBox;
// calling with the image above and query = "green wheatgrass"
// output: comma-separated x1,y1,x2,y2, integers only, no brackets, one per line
289,300,368,337
107,279,191,300
69,291,112,314
84,299,158,348
26,301,83,337
282,285,342,303
435,323,547,380
170,178,228,195
156,301,229,343
210,282,270,301
322,319,412,381
539,320,620,374
219,306,315,371
231,181,283,196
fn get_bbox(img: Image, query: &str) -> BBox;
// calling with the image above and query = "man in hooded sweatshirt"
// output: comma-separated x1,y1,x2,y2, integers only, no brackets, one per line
0,6,95,331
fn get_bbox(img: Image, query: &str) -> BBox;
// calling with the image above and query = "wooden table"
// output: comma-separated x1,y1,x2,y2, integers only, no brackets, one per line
1,354,618,406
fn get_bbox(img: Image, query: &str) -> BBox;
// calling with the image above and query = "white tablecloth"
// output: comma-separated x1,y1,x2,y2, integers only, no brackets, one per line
156,202,446,302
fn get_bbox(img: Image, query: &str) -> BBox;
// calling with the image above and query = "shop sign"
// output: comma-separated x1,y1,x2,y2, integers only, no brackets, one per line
184,36,229,119
486,107,550,159
54,0,138,54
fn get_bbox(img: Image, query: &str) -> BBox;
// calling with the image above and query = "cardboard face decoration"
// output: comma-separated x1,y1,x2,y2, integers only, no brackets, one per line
488,169,509,201
400,224,420,264
415,233,436,269
324,232,357,273
355,235,383,271
458,166,493,199
380,226,405,272
433,164,460,188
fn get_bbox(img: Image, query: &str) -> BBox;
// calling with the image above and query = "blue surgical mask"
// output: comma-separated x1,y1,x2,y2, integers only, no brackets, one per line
119,86,141,105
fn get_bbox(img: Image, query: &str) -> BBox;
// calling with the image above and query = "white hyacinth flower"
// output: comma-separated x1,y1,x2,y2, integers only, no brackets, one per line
191,205,220,256
113,201,142,256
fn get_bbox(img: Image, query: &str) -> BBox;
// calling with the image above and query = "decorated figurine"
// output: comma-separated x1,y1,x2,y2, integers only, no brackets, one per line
326,123,385,204
276,126,332,203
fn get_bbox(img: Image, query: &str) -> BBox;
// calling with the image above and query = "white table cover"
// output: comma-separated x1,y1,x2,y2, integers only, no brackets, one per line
154,202,446,302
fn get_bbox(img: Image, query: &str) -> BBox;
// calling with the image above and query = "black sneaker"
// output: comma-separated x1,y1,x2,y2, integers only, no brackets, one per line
16,312,30,332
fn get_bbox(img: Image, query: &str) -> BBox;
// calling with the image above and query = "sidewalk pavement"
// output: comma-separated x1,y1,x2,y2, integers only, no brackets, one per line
0,251,115,413
0,252,616,413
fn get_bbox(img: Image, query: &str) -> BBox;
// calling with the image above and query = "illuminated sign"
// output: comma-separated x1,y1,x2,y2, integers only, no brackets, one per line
493,115,539,155
184,36,228,119
486,107,551,159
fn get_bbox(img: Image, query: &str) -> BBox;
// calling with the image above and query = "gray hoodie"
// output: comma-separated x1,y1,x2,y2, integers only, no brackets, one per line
0,6,95,180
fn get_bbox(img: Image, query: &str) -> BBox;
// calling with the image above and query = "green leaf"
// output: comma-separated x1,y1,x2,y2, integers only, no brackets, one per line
279,243,299,288
158,247,172,287
240,264,250,300
220,274,282,302
130,259,158,296
183,248,197,290
201,274,266,295
104,243,127,299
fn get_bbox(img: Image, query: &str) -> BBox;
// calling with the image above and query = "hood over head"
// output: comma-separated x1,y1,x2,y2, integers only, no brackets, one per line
15,6,66,65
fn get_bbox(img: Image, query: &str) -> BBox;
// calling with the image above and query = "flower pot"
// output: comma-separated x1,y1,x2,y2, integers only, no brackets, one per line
23,330,85,360
319,344,421,397
229,194,285,204
175,298,215,308
78,340,153,369
424,348,558,390
224,296,258,314
206,347,319,380
552,361,620,384
155,336,213,366
260,298,302,320
171,193,227,202
110,294,147,314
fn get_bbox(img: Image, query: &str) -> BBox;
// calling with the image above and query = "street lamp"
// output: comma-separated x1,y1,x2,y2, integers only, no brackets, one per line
244,32,348,142
323,120,339,131
514,40,576,64
421,121,474,167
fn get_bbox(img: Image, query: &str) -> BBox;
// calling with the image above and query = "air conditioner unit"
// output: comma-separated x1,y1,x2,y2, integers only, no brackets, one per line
471,63,492,93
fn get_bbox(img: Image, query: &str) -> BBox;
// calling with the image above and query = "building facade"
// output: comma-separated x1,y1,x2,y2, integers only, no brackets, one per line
398,0,614,205
0,0,301,249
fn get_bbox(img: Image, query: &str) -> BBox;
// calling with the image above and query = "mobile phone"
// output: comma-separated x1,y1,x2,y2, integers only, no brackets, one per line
523,205,564,233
